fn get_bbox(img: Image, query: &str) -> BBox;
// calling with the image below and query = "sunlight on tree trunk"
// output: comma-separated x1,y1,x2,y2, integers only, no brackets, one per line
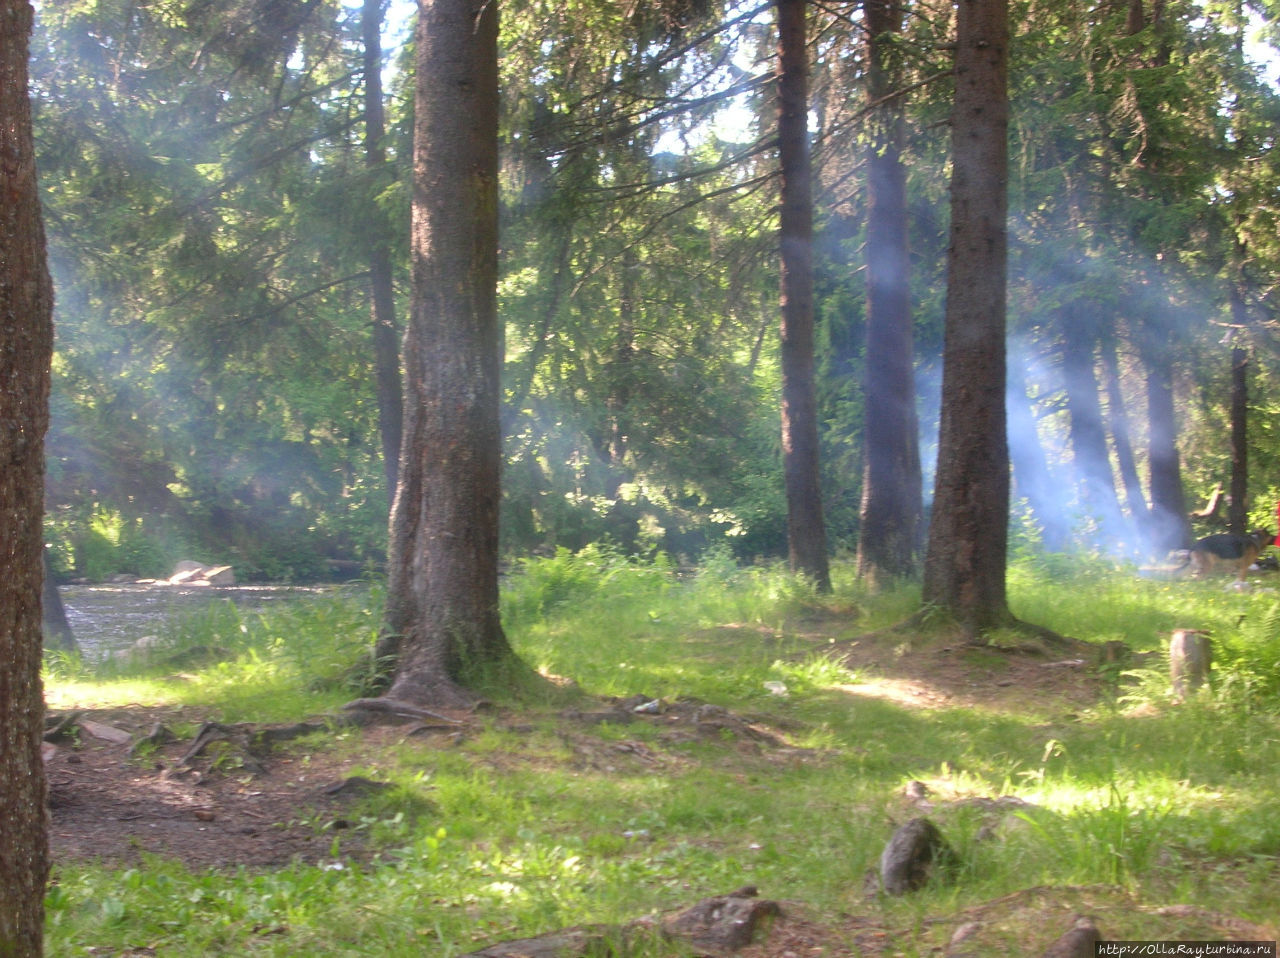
1101,333,1148,525
1,0,54,950
1060,301,1124,545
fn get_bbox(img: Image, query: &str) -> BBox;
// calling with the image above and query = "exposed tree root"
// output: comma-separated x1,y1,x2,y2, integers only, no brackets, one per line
843,608,1080,656
340,697,468,725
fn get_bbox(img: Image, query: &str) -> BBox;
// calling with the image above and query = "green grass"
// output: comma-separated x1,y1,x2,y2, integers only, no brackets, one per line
46,586,382,722
43,552,1280,955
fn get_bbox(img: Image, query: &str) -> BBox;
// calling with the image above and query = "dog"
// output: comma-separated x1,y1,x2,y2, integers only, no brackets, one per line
1177,528,1273,580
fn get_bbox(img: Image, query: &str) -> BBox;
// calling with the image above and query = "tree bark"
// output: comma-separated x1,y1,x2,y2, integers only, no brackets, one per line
921,0,1013,634
0,0,54,949
1121,0,1188,554
379,0,522,708
362,0,404,502
1228,342,1248,535
856,0,923,587
1060,302,1124,543
776,0,831,592
1100,332,1148,524
1141,327,1189,551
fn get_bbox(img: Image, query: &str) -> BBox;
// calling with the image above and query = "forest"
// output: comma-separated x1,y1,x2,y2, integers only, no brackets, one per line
4,0,1280,954
24,0,1280,584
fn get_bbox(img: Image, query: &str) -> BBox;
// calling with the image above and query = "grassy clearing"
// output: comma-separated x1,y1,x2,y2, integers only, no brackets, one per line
45,587,382,722
44,551,1280,955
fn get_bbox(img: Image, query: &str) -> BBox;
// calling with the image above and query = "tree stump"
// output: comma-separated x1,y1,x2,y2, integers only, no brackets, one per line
1169,629,1212,699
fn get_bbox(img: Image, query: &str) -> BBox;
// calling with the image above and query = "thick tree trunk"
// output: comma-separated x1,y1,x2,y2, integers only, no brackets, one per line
776,0,831,592
362,0,403,501
380,0,521,708
0,0,54,949
1228,343,1248,535
921,0,1013,634
856,0,922,587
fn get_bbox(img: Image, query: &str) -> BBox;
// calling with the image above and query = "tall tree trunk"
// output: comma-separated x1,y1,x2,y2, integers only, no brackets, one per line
1141,328,1189,551
1123,1,1188,554
362,0,403,501
1060,303,1124,543
1007,358,1069,552
776,0,831,592
377,0,523,708
604,244,637,501
856,0,923,587
0,0,54,949
1228,342,1248,535
1100,332,1148,524
921,0,1013,634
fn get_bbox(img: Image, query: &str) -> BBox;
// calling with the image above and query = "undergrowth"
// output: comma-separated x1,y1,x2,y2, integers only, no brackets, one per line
46,586,382,722
43,551,1280,956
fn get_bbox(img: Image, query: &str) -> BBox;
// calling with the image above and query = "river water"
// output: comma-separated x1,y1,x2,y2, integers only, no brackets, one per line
58,583,335,659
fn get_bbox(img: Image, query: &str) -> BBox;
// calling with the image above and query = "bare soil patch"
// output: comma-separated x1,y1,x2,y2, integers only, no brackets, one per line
704,607,1119,714
44,694,821,874
46,706,400,870
830,625,1114,714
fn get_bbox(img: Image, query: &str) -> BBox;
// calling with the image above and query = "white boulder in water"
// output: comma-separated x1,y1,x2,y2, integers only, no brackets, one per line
168,561,236,586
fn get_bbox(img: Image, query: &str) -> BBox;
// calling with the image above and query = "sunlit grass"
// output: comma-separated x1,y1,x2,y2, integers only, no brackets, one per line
46,587,381,721
42,552,1280,955
1007,552,1269,651
45,677,185,712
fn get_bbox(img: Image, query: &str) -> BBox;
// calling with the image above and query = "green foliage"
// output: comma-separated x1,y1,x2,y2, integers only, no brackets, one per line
44,507,182,581
1007,554,1241,653
66,586,383,721
1212,599,1280,705
24,0,1280,940
1013,785,1174,885
504,547,869,703
31,0,1280,578
34,0,400,581
502,543,675,631
1012,557,1280,722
